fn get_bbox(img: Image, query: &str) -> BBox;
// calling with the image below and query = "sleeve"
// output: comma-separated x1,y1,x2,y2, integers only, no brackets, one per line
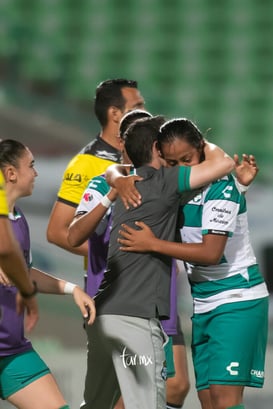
0,171,8,216
177,166,191,192
202,177,240,237
57,153,116,207
76,176,110,215
161,166,191,203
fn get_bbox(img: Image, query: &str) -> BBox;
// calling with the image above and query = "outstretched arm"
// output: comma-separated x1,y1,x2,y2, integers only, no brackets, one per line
30,267,96,325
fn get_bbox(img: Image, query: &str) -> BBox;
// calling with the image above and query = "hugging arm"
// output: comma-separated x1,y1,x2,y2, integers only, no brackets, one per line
188,142,234,189
105,143,234,206
105,164,143,209
118,221,227,265
68,187,118,247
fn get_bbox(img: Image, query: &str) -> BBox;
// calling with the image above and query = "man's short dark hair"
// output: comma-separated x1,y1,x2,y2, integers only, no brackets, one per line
95,79,138,127
124,116,165,168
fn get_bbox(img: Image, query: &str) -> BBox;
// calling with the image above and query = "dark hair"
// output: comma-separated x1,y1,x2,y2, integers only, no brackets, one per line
94,78,138,128
158,118,205,159
124,116,165,168
119,109,152,140
0,139,27,170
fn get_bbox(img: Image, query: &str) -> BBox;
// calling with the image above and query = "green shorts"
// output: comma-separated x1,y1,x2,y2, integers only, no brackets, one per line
0,349,50,399
192,297,268,391
164,336,175,378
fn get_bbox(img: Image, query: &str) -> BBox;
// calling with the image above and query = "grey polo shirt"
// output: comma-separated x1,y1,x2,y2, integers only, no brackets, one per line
95,165,191,320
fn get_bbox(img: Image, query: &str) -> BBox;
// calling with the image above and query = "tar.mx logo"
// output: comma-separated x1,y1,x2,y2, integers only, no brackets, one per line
226,361,239,376
120,347,153,369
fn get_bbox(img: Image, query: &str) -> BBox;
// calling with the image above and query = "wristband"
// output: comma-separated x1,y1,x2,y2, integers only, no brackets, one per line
101,195,112,209
64,281,77,294
235,179,249,193
21,280,38,299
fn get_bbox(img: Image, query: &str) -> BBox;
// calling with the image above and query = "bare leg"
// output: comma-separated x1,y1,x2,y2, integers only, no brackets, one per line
198,388,213,409
209,385,244,409
166,344,190,407
198,385,244,409
8,373,67,409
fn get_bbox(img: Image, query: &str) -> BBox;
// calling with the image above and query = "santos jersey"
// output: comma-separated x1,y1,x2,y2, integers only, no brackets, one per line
76,174,112,297
0,170,8,216
57,136,121,207
0,208,32,356
181,174,268,314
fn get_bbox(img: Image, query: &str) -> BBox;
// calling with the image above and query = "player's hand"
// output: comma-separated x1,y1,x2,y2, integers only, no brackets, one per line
115,175,143,210
0,267,12,285
234,153,259,186
72,286,96,325
16,292,39,332
118,221,155,252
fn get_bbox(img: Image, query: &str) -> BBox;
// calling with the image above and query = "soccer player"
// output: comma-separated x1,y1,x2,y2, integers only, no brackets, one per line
0,139,96,409
0,169,38,332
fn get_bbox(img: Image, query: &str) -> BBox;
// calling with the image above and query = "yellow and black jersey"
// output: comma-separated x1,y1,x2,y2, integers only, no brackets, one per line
0,170,8,216
57,136,122,207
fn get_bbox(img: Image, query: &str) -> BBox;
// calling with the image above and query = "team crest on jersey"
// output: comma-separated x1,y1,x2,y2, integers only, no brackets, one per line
83,192,93,202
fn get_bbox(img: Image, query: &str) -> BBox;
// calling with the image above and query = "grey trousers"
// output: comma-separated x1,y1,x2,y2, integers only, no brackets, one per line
80,315,167,409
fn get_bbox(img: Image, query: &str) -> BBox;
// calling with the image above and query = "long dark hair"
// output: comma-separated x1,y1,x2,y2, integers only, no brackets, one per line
158,118,205,162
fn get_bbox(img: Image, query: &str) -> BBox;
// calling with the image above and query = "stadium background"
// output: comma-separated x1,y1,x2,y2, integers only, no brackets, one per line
1,1,272,407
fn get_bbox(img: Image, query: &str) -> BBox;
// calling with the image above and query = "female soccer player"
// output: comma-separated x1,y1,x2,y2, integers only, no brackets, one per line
0,139,96,409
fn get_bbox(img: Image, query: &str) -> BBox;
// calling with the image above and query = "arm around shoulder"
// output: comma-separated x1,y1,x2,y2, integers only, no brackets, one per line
189,142,235,189
105,164,132,187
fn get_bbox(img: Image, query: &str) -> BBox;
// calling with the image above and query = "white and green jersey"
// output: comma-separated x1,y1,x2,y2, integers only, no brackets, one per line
181,174,268,314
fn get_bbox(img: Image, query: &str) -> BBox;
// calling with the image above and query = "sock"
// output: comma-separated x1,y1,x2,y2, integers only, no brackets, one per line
227,405,245,409
166,403,183,409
